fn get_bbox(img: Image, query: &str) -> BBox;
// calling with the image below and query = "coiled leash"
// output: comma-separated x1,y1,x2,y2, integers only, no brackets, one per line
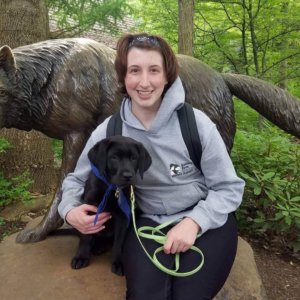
129,186,204,277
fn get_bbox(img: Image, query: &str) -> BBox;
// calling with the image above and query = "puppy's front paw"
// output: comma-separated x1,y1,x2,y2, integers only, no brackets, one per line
71,256,90,269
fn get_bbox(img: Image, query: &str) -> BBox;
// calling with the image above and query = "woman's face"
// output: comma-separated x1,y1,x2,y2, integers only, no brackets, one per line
125,47,167,113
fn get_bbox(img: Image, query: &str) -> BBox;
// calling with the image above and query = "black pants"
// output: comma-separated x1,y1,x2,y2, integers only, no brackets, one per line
121,214,238,300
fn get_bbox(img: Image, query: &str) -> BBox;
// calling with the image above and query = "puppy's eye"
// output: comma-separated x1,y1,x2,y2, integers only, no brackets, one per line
130,155,138,161
110,155,119,161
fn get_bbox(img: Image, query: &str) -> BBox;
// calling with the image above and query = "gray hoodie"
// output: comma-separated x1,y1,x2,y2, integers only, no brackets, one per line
58,77,245,235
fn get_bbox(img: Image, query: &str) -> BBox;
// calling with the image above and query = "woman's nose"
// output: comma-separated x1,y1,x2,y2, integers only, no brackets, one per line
139,72,150,87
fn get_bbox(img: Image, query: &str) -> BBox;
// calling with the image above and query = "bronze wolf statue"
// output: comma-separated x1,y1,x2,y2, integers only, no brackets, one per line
0,38,299,243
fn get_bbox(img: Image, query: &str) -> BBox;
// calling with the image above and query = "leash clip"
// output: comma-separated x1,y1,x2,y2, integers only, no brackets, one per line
115,188,120,199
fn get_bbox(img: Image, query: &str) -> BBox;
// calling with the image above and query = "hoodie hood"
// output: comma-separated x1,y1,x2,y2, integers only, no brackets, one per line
120,77,185,133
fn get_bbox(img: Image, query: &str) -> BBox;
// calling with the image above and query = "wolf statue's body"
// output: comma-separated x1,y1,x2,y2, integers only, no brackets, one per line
0,38,299,243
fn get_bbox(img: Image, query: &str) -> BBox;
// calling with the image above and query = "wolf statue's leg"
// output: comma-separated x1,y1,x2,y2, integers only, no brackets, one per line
16,132,88,243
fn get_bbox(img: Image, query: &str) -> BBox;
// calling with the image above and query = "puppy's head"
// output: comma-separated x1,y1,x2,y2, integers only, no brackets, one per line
88,135,152,187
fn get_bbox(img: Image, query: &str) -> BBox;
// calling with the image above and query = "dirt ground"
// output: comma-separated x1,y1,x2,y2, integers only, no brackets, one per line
249,239,300,300
0,208,299,300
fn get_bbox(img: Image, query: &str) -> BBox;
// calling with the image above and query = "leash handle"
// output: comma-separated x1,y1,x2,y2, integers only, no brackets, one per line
130,186,204,277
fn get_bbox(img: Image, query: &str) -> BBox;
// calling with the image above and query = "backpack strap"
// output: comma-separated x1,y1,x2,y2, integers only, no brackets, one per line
106,111,122,137
106,103,202,173
177,103,202,173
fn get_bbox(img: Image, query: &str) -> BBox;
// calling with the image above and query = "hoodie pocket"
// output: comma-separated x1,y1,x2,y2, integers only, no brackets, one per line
136,182,207,215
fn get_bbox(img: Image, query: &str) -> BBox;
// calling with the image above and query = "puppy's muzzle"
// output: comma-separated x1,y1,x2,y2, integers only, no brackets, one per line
111,170,136,187
122,171,134,181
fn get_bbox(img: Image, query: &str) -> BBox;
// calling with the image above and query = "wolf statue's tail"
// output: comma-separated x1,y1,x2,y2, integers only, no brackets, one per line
222,73,300,139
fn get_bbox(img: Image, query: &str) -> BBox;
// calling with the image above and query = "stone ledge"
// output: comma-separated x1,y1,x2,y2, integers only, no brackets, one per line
0,217,267,300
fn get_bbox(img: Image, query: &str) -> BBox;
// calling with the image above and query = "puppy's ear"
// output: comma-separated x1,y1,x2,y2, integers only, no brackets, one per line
137,144,152,179
88,139,110,176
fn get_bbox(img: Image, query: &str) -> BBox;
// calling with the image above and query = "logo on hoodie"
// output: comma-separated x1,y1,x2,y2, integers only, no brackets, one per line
170,162,193,177
170,164,182,177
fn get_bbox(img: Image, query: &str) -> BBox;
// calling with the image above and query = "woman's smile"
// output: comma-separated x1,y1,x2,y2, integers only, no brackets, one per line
137,89,154,98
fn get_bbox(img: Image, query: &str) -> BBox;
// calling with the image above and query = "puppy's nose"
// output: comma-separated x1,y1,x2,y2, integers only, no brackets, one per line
122,171,133,181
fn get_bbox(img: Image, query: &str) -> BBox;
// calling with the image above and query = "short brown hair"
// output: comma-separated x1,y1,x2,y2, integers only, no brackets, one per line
114,33,179,94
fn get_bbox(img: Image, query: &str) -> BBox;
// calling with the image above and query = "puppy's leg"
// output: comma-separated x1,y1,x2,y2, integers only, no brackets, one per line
71,173,106,267
71,234,95,269
92,220,114,255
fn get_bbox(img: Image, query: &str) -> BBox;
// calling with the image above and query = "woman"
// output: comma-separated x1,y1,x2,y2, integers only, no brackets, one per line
58,33,245,300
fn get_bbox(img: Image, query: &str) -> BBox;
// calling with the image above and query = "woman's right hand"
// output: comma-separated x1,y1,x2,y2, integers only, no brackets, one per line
65,204,112,234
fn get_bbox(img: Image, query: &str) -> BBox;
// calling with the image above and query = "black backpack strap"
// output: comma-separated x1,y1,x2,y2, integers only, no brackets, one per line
177,103,203,173
106,110,122,137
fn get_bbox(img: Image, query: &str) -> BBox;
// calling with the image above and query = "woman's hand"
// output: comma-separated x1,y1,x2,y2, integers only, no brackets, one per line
164,217,200,254
66,204,112,234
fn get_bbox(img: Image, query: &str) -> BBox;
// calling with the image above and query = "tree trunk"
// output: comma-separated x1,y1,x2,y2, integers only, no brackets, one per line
0,0,57,194
178,0,194,56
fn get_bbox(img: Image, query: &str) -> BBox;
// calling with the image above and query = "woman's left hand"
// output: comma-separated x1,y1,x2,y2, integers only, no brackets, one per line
163,217,200,254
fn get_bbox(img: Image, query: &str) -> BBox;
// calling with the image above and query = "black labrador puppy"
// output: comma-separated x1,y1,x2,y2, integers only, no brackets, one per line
71,135,152,275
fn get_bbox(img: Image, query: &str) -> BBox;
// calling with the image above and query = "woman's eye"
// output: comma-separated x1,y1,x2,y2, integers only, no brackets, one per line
129,68,139,74
150,68,160,73
131,155,138,161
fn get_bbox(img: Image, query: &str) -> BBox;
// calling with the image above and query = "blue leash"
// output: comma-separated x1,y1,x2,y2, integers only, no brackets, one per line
90,164,130,226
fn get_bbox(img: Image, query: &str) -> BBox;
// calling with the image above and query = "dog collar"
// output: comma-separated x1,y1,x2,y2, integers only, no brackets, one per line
90,163,131,226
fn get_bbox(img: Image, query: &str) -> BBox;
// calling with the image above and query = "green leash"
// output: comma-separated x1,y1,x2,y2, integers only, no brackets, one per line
129,186,204,277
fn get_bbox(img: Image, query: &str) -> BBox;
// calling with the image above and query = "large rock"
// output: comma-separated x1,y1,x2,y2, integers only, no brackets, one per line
0,217,267,300
215,237,268,300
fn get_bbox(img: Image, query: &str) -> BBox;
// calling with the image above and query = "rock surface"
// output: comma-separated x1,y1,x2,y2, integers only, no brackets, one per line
0,217,267,300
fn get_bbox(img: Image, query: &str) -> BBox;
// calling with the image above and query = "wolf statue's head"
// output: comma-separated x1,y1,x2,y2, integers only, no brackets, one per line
0,39,121,135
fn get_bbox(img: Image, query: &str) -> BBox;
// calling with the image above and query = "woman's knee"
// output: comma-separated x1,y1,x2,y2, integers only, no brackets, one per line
172,214,238,299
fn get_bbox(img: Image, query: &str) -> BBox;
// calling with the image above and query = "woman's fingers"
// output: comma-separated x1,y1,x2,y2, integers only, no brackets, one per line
66,205,112,234
82,225,106,234
163,218,199,254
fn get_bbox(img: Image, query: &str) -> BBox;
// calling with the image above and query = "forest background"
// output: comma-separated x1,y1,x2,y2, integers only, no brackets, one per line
0,0,299,255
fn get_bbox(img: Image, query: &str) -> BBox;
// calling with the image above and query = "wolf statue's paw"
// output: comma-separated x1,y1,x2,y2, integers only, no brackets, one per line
15,217,63,243
15,225,48,243
71,256,90,269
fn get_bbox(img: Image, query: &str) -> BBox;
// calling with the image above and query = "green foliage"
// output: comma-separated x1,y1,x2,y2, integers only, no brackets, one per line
52,139,63,160
0,139,33,209
130,0,179,49
232,125,300,252
233,99,261,132
0,138,12,153
0,172,33,208
47,0,132,36
132,0,300,97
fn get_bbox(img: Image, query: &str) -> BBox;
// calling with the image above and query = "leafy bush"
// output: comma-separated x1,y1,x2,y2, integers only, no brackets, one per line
0,138,11,153
52,139,63,160
0,172,33,208
0,139,33,209
232,126,300,252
